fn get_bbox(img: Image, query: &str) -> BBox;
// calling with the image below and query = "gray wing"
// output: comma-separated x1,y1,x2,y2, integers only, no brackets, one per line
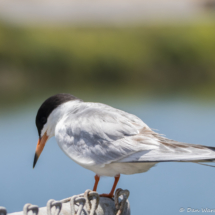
56,102,215,167
55,103,160,167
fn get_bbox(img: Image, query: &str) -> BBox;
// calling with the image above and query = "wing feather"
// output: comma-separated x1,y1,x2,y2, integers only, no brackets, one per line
55,103,159,166
55,102,215,167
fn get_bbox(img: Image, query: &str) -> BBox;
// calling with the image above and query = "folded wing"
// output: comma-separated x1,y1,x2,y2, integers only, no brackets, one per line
55,103,160,166
55,102,215,167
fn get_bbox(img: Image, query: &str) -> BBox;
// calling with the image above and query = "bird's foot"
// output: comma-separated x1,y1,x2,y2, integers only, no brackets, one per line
99,193,114,199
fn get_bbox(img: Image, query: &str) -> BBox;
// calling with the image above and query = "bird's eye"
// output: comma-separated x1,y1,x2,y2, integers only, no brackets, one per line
40,117,47,124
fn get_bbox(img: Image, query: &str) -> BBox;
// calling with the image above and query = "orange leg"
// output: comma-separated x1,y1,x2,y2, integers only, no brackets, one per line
93,175,100,191
100,174,120,198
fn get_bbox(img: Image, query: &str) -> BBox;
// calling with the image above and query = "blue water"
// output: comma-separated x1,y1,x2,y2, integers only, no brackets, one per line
1,98,215,215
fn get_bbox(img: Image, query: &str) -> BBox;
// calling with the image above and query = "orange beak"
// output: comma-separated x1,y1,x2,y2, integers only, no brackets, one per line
33,132,48,168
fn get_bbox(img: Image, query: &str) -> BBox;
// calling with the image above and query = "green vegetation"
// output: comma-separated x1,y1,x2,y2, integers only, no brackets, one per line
0,23,215,106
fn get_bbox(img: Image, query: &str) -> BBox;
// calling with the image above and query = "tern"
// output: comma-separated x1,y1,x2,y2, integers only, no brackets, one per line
33,93,215,198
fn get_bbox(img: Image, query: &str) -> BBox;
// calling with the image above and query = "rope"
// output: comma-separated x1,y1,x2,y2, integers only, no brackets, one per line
23,204,39,215
1,189,129,215
114,189,130,215
0,207,7,215
70,196,86,215
44,190,99,215
84,190,99,215
47,200,62,215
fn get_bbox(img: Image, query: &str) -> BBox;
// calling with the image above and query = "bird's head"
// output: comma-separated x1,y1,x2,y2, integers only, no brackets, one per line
33,93,81,168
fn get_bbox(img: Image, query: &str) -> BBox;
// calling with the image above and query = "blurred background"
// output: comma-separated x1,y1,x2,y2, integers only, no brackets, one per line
1,0,215,214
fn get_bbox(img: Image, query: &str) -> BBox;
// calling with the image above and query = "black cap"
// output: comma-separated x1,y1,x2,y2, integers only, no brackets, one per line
36,93,81,137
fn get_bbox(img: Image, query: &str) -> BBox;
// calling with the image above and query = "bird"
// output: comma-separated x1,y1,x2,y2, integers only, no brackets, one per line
33,93,215,198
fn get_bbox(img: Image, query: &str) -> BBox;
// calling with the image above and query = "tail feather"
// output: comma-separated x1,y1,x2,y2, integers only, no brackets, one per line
118,131,215,163
194,162,215,167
